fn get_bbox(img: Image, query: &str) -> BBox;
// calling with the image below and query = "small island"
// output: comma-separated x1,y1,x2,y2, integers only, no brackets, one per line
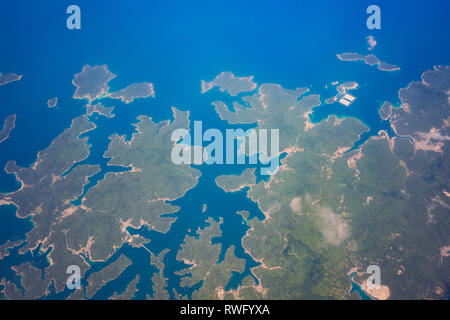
46,97,58,108
107,82,155,103
86,103,115,118
325,81,359,106
337,53,400,72
0,72,22,86
72,65,117,102
215,168,256,192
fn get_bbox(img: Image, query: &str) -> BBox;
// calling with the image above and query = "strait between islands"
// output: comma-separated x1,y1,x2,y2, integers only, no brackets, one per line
0,64,448,300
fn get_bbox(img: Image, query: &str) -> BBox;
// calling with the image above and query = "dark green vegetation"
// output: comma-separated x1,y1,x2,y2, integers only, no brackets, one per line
0,115,100,297
0,72,22,86
201,72,257,96
0,106,200,298
86,103,115,118
337,53,400,71
208,66,449,299
215,168,256,192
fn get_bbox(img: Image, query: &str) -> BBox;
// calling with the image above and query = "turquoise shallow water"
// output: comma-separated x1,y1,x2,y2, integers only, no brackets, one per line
0,0,449,299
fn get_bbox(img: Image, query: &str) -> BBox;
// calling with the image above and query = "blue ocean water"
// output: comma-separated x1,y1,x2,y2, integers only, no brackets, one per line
0,204,33,245
0,0,449,299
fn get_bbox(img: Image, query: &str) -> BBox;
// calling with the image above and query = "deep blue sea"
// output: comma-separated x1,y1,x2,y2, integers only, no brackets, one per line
0,0,449,299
